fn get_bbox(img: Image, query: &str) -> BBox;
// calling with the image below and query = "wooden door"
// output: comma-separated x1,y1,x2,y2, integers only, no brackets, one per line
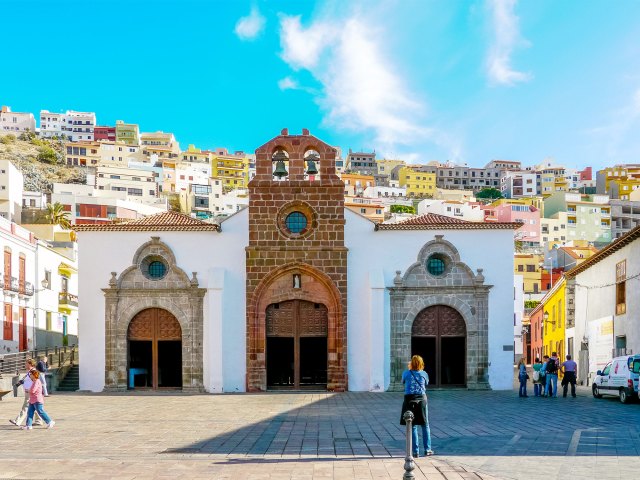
3,304,12,341
19,307,27,351
412,305,467,387
266,300,328,389
128,308,181,389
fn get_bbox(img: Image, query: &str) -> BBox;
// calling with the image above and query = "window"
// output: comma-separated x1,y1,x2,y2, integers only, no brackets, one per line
426,254,446,276
526,265,536,272
127,188,143,196
285,211,308,234
149,262,166,278
602,362,611,376
517,265,524,272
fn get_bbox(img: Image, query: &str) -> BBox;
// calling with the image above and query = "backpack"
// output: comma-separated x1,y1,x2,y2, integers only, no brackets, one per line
532,370,540,382
36,361,46,373
546,359,558,374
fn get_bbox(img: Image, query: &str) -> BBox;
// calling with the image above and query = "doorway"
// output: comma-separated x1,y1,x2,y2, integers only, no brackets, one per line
127,308,182,390
411,305,467,387
266,300,328,389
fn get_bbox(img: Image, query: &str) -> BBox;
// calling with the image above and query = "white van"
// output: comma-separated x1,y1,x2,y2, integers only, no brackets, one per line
592,355,640,403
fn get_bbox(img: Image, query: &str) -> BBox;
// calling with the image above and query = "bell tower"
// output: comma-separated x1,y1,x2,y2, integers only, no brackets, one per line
246,128,348,392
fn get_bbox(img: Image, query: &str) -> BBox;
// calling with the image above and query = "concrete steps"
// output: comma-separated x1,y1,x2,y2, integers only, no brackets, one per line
56,365,79,392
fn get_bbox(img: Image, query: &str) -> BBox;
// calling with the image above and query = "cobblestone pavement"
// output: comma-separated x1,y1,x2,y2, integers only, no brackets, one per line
0,387,639,479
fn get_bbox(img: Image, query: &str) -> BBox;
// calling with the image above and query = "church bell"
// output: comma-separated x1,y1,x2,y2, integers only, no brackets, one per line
272,150,289,178
305,153,319,175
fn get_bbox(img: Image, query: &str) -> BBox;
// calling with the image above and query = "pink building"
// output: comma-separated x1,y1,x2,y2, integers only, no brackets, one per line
484,203,541,243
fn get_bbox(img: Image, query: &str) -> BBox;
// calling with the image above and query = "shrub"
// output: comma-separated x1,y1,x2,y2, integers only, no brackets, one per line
0,134,16,144
37,146,59,164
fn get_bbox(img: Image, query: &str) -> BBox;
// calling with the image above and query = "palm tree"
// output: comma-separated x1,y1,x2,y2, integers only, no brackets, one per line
46,202,72,229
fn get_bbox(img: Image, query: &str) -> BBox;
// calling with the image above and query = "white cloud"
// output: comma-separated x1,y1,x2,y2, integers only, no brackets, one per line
486,0,531,86
234,6,266,41
278,76,299,91
278,11,460,158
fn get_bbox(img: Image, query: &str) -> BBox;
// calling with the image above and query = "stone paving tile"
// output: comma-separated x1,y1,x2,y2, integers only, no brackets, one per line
1,387,639,479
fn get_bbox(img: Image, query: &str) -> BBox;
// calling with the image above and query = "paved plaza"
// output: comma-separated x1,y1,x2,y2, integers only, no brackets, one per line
1,387,639,480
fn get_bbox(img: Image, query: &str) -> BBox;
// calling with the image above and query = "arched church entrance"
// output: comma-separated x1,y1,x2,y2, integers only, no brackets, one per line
266,300,328,389
411,305,466,387
127,308,182,390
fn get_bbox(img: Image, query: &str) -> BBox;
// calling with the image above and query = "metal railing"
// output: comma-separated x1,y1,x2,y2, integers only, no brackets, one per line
0,344,77,376
58,292,79,307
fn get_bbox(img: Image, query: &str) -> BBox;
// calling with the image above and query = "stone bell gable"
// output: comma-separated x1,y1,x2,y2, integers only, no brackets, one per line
388,235,492,390
246,129,348,392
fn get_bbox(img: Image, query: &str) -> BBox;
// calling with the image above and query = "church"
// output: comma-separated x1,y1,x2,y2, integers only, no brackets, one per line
76,129,518,393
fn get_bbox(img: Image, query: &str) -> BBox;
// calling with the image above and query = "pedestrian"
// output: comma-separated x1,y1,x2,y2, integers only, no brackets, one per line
21,369,55,430
9,359,43,427
36,356,49,397
545,352,559,398
517,358,528,397
400,355,434,457
540,355,550,396
561,354,578,398
532,357,544,397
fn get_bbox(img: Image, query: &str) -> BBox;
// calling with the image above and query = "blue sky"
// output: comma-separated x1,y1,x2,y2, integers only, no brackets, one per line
2,0,639,169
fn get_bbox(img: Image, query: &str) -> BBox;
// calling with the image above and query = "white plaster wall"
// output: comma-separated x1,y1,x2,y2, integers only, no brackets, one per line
344,209,515,391
78,209,248,393
574,237,640,379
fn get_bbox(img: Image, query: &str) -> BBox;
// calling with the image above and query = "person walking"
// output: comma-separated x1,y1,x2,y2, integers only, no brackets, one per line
400,355,434,457
561,354,578,398
36,356,49,397
21,369,55,430
545,352,559,398
517,358,528,397
532,357,544,397
9,359,42,427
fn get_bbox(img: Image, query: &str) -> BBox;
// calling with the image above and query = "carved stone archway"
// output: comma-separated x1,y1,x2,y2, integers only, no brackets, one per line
103,236,206,392
246,262,345,392
389,235,492,390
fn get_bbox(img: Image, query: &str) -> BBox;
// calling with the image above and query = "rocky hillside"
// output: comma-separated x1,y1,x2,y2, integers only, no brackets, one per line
0,132,86,192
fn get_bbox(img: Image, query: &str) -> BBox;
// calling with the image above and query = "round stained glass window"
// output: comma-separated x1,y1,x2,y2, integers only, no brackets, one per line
426,255,446,276
148,261,167,279
285,211,308,234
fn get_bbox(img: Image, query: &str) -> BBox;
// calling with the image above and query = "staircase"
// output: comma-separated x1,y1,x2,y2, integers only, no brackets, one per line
56,365,79,392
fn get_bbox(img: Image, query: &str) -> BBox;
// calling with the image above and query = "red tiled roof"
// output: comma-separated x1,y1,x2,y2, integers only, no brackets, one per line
375,213,521,230
73,211,220,232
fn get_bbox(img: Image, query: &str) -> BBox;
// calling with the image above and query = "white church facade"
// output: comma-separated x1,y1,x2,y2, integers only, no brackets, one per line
76,130,518,393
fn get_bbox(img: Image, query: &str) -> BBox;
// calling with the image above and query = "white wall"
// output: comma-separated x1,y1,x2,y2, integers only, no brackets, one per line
514,275,524,359
77,209,248,393
344,209,515,391
574,236,640,382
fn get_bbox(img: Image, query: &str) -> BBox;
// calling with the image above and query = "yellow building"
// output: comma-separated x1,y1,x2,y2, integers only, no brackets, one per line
140,131,180,161
115,120,140,145
344,196,385,222
341,173,375,196
210,148,251,191
377,159,406,176
181,144,211,167
398,167,436,197
514,253,543,294
540,276,566,365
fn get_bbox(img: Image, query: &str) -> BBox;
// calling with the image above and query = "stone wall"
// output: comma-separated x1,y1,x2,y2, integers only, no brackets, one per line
389,235,491,390
103,237,206,392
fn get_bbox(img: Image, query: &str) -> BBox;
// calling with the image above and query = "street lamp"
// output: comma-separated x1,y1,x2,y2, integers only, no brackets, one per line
543,311,555,326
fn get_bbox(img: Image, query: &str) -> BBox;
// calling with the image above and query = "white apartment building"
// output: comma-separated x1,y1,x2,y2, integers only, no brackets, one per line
501,171,539,198
140,131,180,161
0,106,36,135
40,110,96,141
179,178,224,219
95,166,158,203
52,183,166,225
219,189,249,216
22,191,47,210
0,160,24,223
417,199,485,222
363,186,407,198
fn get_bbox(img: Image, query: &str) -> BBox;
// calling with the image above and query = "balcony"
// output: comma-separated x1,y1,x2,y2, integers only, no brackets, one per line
9,276,19,292
59,292,79,309
24,282,34,296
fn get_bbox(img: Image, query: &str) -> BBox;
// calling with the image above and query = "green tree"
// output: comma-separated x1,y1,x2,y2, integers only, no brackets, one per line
390,204,416,214
476,188,503,200
37,146,59,164
46,202,72,229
